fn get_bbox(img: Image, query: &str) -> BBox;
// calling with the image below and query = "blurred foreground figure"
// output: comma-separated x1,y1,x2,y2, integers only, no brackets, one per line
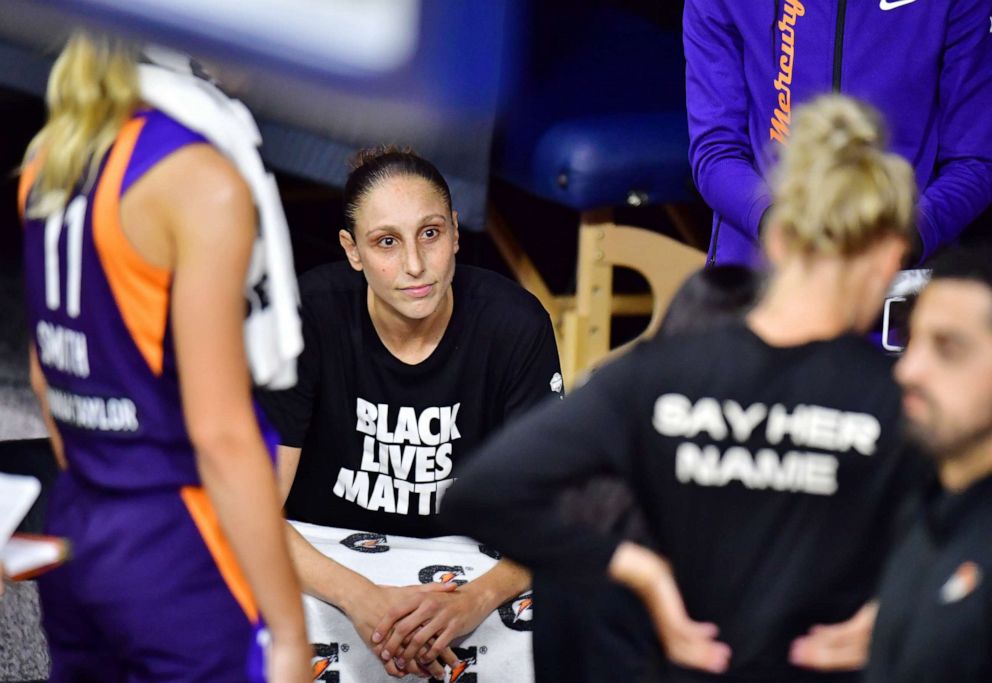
866,247,992,682
535,264,763,683
443,94,923,682
19,33,308,682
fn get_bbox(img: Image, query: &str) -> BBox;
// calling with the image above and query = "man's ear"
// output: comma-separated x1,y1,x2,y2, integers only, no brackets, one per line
451,210,460,255
339,229,363,271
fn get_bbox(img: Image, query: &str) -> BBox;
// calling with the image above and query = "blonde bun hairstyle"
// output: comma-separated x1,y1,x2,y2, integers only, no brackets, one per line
23,32,141,218
768,95,916,256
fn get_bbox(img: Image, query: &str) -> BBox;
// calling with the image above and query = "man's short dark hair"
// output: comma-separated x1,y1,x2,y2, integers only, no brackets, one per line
928,245,992,288
926,245,992,325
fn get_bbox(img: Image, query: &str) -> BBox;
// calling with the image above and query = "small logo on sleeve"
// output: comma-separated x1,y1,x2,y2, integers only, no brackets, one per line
879,0,919,9
939,561,982,604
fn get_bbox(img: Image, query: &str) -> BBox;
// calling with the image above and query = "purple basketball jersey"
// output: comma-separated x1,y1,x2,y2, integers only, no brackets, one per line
21,110,210,491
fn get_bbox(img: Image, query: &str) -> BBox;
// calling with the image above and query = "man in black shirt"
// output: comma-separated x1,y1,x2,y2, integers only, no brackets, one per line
257,148,561,678
865,247,992,682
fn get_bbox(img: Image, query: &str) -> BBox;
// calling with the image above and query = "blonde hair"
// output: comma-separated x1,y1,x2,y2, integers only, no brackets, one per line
23,32,141,218
768,95,916,256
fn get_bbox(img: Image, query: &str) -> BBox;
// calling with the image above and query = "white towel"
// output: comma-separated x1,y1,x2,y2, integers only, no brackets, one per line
291,521,535,683
137,52,302,390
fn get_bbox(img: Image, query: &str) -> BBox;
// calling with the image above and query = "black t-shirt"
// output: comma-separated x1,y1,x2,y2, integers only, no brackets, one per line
865,474,992,683
442,325,921,681
257,262,562,538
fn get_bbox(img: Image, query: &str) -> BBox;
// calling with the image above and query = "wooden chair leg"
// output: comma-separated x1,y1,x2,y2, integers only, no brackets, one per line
559,308,583,391
571,211,706,380
574,210,616,374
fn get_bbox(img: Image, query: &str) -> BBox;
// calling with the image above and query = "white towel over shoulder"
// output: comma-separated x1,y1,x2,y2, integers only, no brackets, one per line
138,55,302,390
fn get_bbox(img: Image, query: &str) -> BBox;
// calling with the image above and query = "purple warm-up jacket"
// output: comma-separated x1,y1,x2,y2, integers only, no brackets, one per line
685,0,992,267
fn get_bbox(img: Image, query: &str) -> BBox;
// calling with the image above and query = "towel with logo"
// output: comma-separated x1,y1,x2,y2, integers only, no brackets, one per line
291,521,534,683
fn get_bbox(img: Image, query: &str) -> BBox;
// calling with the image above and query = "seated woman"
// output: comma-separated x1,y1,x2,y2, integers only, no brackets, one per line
257,146,561,678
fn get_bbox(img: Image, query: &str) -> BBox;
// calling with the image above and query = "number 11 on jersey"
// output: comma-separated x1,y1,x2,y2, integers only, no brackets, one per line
44,196,87,318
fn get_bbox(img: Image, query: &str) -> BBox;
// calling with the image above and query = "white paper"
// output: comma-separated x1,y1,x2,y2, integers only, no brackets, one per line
1,536,62,577
0,473,41,547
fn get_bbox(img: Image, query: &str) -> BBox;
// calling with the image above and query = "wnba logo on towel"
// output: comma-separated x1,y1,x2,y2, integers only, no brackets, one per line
418,564,468,586
497,591,534,632
310,642,339,682
340,532,390,553
449,646,479,683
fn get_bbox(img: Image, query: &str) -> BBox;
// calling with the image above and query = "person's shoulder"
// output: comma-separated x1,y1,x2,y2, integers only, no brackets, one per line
299,261,363,298
639,323,743,359
456,265,550,324
590,328,725,384
802,336,903,426
142,109,208,145
295,263,365,346
128,135,249,224
825,334,897,379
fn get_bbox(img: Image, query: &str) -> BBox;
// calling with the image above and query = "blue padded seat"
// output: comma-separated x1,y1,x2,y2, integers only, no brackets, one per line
514,111,692,209
493,4,693,210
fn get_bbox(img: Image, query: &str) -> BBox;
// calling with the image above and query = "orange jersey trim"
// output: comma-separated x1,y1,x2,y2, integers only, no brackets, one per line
92,117,173,376
17,157,42,221
180,486,260,624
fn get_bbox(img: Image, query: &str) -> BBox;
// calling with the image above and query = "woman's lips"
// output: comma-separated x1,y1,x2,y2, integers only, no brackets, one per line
401,284,434,298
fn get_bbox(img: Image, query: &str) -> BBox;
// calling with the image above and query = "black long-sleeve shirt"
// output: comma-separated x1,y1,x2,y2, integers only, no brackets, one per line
865,474,992,682
442,326,919,680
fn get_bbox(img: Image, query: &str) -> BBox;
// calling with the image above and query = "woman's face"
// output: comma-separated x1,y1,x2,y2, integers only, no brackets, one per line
340,174,458,323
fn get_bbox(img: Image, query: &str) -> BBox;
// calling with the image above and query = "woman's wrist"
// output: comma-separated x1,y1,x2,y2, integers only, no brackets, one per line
608,541,666,599
267,620,309,644
459,579,502,617
327,570,375,615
